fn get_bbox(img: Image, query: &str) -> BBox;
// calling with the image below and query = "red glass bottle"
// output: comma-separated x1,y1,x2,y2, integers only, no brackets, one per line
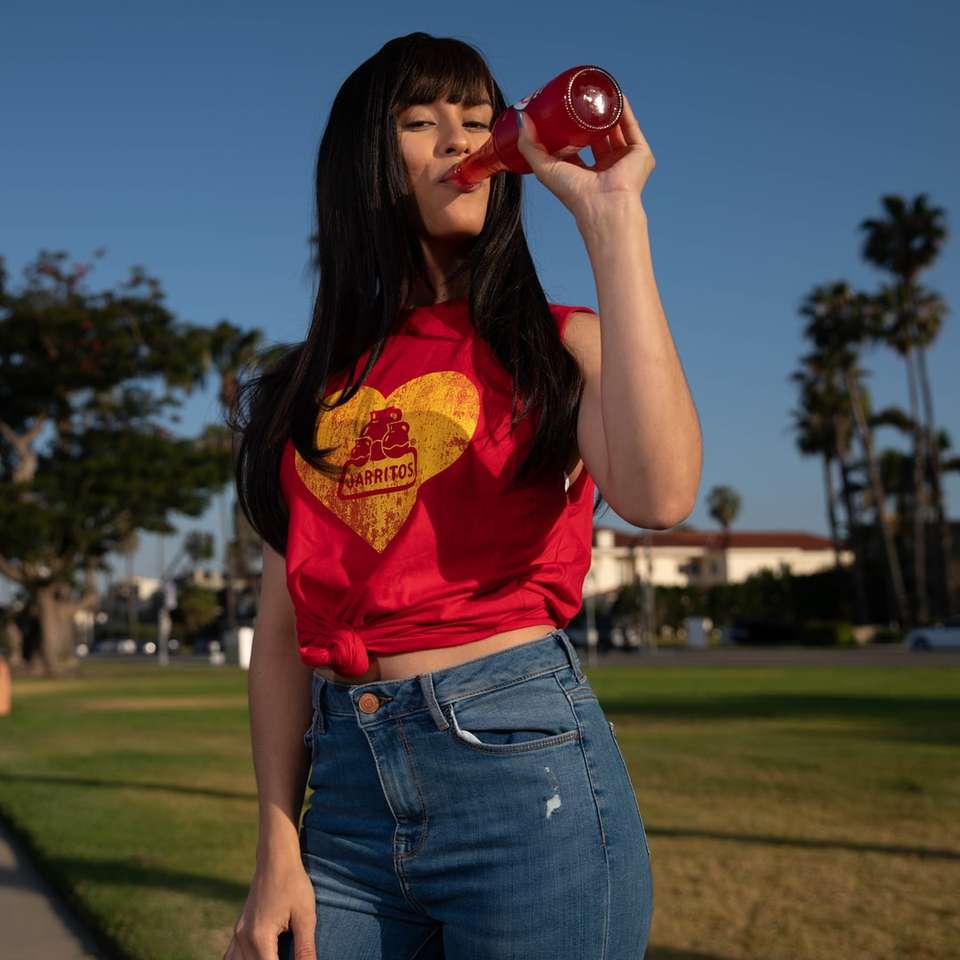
439,65,623,188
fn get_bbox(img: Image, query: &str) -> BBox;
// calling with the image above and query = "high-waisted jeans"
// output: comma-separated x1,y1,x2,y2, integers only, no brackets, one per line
278,628,653,959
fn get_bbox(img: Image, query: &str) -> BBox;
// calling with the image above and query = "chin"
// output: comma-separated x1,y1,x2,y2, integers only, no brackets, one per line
425,219,486,240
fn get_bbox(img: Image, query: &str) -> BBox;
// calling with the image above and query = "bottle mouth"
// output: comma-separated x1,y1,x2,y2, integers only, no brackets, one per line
568,67,623,130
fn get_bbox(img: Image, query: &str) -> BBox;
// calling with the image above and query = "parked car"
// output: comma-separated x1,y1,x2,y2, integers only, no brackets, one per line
728,618,802,646
563,619,615,652
92,637,138,655
903,616,960,651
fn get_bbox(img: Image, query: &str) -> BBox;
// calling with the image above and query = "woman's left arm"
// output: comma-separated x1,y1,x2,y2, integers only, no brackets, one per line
516,95,702,529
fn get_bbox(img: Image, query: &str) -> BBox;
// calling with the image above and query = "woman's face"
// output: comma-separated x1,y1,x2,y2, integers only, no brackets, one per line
395,96,495,244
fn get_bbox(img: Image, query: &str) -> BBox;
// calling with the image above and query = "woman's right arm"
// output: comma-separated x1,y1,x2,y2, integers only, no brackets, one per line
225,541,317,960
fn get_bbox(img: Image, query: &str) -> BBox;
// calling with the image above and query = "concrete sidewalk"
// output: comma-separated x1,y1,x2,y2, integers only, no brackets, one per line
0,815,103,959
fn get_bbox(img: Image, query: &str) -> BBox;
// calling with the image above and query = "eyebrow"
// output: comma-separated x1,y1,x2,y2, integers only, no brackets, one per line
400,98,493,112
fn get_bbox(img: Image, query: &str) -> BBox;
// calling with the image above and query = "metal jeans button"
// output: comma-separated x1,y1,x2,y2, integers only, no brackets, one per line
358,692,381,714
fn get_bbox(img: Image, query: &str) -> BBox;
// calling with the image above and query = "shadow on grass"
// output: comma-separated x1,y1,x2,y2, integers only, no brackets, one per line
3,772,957,862
647,950,738,960
600,693,960,745
649,825,960,862
0,769,255,801
35,851,249,902
0,807,249,960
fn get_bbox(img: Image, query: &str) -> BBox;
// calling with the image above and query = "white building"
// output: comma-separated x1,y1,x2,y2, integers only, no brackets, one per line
586,524,852,599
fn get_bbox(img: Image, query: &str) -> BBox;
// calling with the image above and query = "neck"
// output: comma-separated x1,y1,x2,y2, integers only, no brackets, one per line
406,237,470,308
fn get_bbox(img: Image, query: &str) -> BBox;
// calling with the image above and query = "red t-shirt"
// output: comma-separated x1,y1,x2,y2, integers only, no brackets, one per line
279,298,596,676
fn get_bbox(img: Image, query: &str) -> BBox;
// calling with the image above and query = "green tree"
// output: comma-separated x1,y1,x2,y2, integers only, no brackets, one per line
859,194,954,619
798,281,910,627
0,249,234,675
788,351,871,623
706,484,740,552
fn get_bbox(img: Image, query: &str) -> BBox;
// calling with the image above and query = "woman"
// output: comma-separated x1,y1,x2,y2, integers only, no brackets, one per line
225,30,699,960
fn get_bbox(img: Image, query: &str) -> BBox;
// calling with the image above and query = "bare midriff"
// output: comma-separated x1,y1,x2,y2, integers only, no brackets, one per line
315,623,559,685
314,455,584,686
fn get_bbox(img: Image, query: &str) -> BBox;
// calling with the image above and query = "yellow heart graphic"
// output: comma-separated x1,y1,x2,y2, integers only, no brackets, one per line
294,371,480,552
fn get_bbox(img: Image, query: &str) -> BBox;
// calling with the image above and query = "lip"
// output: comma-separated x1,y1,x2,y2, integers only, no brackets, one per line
438,162,484,191
438,161,463,183
443,180,482,193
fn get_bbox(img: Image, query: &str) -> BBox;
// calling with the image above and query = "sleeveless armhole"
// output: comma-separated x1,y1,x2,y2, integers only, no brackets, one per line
551,303,598,340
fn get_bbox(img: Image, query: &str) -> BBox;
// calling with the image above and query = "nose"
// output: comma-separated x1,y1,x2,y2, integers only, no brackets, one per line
442,127,470,156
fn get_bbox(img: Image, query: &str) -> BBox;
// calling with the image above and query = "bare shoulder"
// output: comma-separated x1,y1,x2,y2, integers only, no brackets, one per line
559,310,601,370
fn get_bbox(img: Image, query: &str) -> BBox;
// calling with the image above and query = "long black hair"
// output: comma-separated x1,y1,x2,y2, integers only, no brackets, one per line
228,32,606,557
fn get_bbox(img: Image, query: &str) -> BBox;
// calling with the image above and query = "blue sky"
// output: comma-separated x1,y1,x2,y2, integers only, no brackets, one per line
2,0,958,592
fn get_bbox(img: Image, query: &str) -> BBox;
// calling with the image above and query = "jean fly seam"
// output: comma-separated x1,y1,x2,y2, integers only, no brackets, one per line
396,718,430,861
393,849,433,917
348,718,431,917
408,924,442,959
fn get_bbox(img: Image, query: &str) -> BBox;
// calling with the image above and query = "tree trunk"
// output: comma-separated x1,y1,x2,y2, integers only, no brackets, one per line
833,422,871,625
824,453,841,567
844,369,911,627
915,342,956,617
904,343,930,624
35,585,78,676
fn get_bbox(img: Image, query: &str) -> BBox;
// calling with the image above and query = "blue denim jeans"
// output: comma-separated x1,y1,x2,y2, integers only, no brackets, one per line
279,628,653,959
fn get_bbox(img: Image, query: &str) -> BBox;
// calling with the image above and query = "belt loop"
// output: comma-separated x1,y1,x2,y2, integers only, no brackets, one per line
312,671,326,734
418,672,449,731
555,629,586,683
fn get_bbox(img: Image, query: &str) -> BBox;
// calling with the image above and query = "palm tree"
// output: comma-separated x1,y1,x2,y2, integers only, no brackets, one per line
859,193,953,619
788,354,870,623
706,485,740,558
799,282,910,628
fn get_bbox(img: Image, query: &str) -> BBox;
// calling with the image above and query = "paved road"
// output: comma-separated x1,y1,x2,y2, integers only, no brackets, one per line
0,816,102,959
576,644,960,668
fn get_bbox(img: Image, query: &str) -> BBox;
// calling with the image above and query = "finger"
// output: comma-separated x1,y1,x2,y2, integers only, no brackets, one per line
618,92,648,147
608,122,628,151
514,112,548,170
291,911,316,960
590,134,614,160
517,110,545,150
588,137,606,168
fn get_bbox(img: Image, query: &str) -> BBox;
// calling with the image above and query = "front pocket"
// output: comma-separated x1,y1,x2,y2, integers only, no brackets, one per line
446,671,581,754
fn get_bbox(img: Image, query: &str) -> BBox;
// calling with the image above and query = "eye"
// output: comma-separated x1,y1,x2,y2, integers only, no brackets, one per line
403,121,491,130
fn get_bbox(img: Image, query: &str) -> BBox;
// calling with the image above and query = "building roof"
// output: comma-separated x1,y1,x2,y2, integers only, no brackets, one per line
597,525,841,551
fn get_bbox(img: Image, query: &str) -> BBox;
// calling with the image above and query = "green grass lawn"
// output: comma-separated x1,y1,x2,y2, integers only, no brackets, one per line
1,659,957,960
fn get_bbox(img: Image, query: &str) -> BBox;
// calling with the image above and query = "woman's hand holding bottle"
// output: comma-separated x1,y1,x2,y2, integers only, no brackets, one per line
515,91,656,225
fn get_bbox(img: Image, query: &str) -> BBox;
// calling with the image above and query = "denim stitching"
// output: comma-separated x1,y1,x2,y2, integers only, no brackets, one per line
408,925,442,959
442,663,573,708
607,719,652,859
560,684,613,958
447,699,581,754
396,718,430,861
324,663,574,725
558,683,607,850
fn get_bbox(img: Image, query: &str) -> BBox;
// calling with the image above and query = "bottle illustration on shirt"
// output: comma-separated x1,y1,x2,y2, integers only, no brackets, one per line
339,405,418,499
